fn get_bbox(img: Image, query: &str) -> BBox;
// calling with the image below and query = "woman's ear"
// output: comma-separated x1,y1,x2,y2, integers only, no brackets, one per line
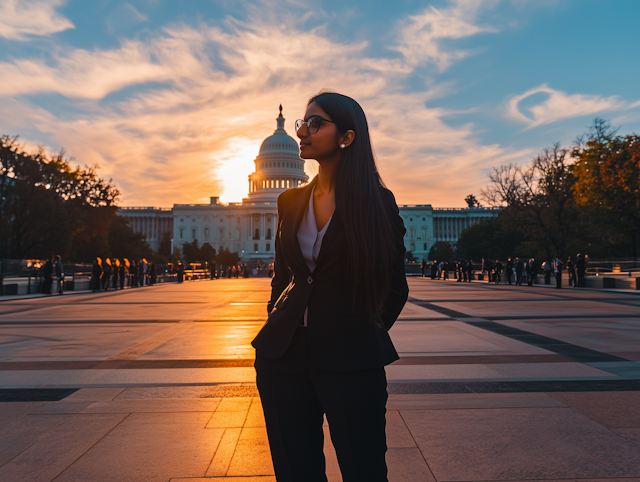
340,130,356,148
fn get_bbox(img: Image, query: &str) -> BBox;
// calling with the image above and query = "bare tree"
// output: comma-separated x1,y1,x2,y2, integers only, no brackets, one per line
481,143,576,258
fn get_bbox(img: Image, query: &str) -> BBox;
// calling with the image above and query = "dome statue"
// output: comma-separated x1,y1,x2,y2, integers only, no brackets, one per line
246,105,309,203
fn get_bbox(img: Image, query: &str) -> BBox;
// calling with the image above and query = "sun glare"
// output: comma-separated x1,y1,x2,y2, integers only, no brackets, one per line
215,141,260,204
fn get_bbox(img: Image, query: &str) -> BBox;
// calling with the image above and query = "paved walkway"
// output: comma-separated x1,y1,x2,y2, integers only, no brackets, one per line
0,278,639,481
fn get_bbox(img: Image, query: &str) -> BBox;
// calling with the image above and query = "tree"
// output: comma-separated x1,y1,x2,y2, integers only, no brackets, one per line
572,119,640,259
107,215,152,261
0,136,120,260
481,143,578,258
200,243,217,263
465,194,480,207
182,239,201,264
157,231,172,259
217,246,239,266
457,217,522,261
428,241,454,261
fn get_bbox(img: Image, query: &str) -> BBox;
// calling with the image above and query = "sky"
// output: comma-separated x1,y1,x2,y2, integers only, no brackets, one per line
0,0,638,207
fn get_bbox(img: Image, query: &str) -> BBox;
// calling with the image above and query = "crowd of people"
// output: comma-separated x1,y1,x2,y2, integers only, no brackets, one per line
420,254,588,289
90,257,157,291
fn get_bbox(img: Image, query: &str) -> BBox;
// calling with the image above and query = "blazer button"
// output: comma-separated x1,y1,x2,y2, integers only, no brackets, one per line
307,276,313,284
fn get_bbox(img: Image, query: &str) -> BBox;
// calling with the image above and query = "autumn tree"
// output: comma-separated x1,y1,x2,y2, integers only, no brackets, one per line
572,119,640,259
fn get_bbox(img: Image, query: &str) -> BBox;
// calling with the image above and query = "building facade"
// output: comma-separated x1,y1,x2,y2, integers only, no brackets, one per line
119,107,498,263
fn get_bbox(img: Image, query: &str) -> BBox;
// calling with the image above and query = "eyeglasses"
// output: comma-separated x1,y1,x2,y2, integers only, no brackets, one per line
295,115,335,134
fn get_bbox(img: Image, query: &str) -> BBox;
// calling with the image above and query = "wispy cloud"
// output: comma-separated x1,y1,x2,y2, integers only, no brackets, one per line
0,2,527,207
507,84,628,129
393,0,497,71
0,0,74,40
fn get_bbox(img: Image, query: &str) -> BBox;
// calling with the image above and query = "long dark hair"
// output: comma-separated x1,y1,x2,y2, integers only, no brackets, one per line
308,92,397,320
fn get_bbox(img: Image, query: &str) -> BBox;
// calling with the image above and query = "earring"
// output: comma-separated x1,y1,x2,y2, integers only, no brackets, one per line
340,144,346,148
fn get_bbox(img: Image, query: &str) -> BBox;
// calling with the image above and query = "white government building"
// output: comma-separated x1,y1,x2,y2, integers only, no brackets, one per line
118,107,498,264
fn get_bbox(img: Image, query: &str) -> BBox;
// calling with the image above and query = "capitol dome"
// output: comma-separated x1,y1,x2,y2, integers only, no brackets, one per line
246,105,309,203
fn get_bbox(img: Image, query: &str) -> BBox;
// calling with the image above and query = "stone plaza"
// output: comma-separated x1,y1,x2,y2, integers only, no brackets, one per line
0,278,639,481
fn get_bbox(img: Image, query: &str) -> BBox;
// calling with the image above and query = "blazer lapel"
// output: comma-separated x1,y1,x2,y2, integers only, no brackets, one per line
286,177,316,275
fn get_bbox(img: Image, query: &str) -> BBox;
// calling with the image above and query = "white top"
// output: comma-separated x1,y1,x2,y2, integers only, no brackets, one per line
297,186,332,325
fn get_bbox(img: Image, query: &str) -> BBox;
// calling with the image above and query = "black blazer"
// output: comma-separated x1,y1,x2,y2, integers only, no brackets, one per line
251,177,409,371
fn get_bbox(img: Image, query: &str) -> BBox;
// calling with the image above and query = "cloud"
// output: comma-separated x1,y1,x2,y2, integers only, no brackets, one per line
0,0,74,40
507,84,628,128
393,0,497,71
0,4,525,207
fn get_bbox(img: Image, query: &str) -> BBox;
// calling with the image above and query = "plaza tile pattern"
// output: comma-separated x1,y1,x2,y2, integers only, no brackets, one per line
0,278,639,481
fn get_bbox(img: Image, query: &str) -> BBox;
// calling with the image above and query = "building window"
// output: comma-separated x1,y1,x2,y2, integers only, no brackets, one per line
254,228,260,240
422,228,426,238
410,243,415,251
179,228,184,239
422,217,425,221
423,243,427,250
266,243,271,251
286,179,290,188
237,217,241,223
192,229,196,239
254,243,258,252
204,228,209,241
410,227,415,238
267,228,272,240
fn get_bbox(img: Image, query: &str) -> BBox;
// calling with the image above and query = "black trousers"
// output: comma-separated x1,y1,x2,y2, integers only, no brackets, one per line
255,326,388,482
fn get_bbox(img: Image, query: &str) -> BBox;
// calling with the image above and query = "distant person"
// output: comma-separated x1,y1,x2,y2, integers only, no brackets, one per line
466,260,474,282
103,258,112,291
139,259,148,286
566,256,575,287
421,259,427,277
505,258,514,285
494,259,503,284
430,260,437,279
457,260,464,282
177,261,184,283
576,254,586,288
554,255,564,289
91,257,103,292
54,255,64,295
130,260,138,287
526,258,537,286
543,260,553,285
42,256,54,294
120,259,128,289
149,262,156,285
514,258,523,286
112,259,120,289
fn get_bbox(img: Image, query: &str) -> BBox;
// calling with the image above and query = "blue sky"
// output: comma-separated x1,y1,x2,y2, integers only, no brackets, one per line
0,0,638,206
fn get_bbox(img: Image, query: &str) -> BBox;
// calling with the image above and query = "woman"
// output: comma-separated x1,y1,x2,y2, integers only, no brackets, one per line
252,92,408,482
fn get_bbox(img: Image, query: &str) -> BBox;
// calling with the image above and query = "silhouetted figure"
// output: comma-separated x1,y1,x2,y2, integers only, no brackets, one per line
91,258,103,292
466,260,474,282
494,259,503,284
566,256,575,287
430,260,437,279
130,260,138,287
103,258,112,291
149,262,156,285
112,259,120,289
505,258,514,285
576,254,586,288
55,255,64,295
421,259,427,277
177,261,184,283
543,260,552,285
120,259,127,289
42,256,54,294
554,256,564,289
527,258,537,286
515,258,523,286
